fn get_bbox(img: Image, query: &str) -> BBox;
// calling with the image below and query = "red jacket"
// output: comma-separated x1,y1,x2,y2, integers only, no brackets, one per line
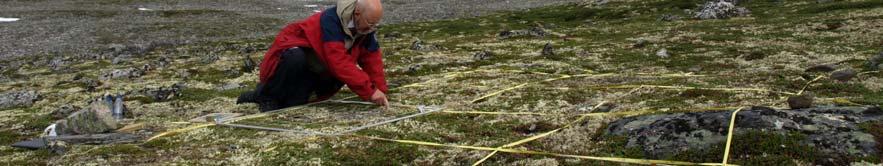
259,7,387,101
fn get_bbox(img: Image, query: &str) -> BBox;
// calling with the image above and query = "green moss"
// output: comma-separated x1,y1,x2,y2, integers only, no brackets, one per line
859,122,883,162
142,137,184,149
798,1,883,14
667,130,820,165
89,144,147,156
263,138,426,165
0,130,24,145
178,88,247,102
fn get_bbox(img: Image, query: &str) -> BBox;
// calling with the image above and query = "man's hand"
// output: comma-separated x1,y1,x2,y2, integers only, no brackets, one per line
370,89,389,110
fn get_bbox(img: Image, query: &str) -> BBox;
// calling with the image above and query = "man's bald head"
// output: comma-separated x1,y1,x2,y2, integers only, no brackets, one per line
353,0,383,35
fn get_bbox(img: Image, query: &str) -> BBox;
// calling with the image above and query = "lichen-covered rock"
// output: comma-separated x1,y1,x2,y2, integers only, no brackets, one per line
867,51,883,70
633,39,649,48
138,83,185,101
0,90,41,109
55,101,119,135
693,0,750,20
831,69,857,82
409,39,440,51
606,106,883,159
787,94,814,109
51,104,80,120
498,26,548,39
473,50,494,61
241,54,256,72
658,14,682,22
542,42,555,56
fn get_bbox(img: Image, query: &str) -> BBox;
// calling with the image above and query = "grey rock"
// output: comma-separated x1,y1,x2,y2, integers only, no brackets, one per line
406,64,422,73
542,42,555,56
498,26,548,39
217,82,242,91
241,54,256,72
831,69,857,82
201,54,220,64
867,51,882,70
0,90,41,109
51,104,80,120
693,0,750,20
99,68,144,80
55,101,119,135
606,106,883,159
48,57,71,71
658,14,682,22
239,45,257,54
139,83,184,102
633,39,648,48
78,78,100,92
805,64,837,73
787,94,814,109
473,50,494,61
656,48,670,58
409,39,440,51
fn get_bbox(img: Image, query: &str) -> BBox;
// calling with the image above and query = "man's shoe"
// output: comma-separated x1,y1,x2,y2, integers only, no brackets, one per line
236,91,258,104
258,100,281,112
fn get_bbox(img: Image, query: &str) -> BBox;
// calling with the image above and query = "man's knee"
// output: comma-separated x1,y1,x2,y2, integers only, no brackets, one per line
280,48,307,67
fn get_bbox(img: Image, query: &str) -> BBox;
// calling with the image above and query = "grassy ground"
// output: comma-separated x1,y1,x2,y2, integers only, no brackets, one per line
1,0,883,165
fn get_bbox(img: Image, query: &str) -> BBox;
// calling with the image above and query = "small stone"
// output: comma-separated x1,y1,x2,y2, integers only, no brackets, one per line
801,125,820,132
51,104,80,120
805,64,836,73
787,94,814,109
48,57,70,71
693,0,750,20
830,69,856,82
0,90,41,109
140,83,184,101
217,82,242,91
99,68,144,80
867,51,882,70
542,42,555,56
658,14,682,22
633,39,648,48
410,39,424,50
656,48,670,58
242,54,256,72
78,78,100,92
473,50,494,61
201,54,220,64
406,64,422,73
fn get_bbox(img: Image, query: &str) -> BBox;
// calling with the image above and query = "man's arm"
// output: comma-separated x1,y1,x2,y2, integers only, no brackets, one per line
358,48,388,94
320,42,377,100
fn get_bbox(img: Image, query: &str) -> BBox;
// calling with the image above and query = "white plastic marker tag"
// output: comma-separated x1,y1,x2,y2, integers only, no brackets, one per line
0,17,20,22
417,105,442,113
43,124,58,137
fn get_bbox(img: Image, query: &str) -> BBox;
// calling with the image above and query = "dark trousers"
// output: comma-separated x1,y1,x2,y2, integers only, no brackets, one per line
258,48,343,108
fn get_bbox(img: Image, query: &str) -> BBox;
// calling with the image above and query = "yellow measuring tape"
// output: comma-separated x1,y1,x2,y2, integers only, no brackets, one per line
146,123,215,142
721,107,745,166
357,135,730,166
470,72,706,103
598,85,797,95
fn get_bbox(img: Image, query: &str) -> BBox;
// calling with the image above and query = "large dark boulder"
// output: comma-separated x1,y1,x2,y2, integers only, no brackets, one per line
606,106,882,159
